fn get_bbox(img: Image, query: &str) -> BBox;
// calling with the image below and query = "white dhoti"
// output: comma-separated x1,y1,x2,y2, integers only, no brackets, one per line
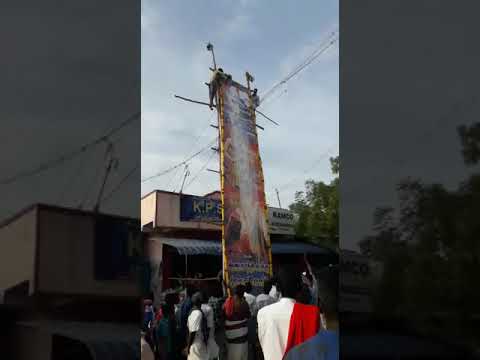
188,342,209,360
226,342,248,360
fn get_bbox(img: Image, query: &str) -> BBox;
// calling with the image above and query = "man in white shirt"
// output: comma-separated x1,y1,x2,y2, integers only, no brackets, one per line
284,267,339,360
201,291,219,360
258,268,318,360
243,282,256,315
185,292,209,360
269,276,281,300
255,280,276,316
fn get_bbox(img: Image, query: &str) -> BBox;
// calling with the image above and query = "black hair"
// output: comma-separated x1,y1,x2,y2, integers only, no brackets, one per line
200,290,209,304
165,293,177,306
161,303,173,316
277,266,302,299
245,282,253,293
234,284,246,297
263,280,272,295
186,285,196,298
218,68,224,72
191,292,202,308
298,283,312,304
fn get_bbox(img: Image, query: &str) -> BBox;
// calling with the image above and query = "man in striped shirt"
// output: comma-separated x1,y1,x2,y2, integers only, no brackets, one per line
223,284,251,360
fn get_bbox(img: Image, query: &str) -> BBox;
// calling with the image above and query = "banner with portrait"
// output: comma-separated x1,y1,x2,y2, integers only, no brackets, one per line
218,79,272,294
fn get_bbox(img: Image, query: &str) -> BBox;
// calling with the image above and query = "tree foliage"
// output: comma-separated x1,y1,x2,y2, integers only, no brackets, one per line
359,123,480,338
289,156,339,248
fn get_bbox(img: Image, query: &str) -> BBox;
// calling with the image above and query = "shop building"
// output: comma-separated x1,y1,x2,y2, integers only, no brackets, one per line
141,190,338,299
0,204,142,359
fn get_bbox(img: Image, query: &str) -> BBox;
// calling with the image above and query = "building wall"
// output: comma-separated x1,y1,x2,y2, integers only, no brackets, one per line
0,207,37,294
141,192,157,228
36,208,137,297
12,324,52,360
146,237,163,307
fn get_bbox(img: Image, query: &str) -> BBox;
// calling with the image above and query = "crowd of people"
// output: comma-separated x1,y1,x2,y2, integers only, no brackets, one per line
141,256,338,360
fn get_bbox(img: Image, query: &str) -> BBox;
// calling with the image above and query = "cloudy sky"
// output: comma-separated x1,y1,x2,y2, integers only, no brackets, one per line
141,0,339,208
340,0,480,249
0,1,139,222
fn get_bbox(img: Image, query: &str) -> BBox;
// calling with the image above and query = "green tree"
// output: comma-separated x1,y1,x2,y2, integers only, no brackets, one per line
360,122,480,341
289,156,339,248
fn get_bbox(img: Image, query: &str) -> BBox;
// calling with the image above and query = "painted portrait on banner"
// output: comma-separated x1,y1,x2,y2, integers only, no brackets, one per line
219,79,271,293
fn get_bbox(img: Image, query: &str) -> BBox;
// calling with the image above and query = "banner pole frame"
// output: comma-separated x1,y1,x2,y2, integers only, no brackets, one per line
217,83,230,297
245,72,273,278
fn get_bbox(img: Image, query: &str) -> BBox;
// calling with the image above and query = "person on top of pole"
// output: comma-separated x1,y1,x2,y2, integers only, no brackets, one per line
208,68,231,110
251,88,260,109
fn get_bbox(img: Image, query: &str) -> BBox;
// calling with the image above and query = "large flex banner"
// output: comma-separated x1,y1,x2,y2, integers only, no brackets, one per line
219,79,272,294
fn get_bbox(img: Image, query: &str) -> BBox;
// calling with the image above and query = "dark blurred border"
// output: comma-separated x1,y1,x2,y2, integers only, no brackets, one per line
0,1,140,359
340,0,480,358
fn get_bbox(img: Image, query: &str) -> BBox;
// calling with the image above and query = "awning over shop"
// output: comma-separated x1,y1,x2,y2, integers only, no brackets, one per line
160,238,221,255
158,238,333,256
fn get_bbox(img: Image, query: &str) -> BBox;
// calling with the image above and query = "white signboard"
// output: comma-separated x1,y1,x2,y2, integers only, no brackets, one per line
268,207,295,235
340,251,374,313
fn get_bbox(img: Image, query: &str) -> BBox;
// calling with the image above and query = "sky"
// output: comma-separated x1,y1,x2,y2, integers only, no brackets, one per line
141,0,339,208
340,0,480,249
0,1,139,221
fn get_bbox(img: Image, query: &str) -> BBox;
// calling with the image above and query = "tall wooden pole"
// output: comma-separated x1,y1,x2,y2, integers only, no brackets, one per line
246,71,273,278
275,188,282,208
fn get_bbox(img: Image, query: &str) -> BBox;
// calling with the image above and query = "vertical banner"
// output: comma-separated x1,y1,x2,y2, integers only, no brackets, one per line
219,79,272,294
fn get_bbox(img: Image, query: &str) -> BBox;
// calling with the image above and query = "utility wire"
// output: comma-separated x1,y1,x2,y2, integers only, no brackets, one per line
0,112,140,186
165,165,183,191
271,143,338,193
57,145,91,205
101,163,140,204
260,31,338,105
258,88,288,111
184,149,216,190
78,142,113,209
141,137,218,183
169,113,215,189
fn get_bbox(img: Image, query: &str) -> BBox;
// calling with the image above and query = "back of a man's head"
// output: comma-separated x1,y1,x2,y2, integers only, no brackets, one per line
278,266,302,299
191,292,203,308
186,285,196,298
234,284,246,297
161,303,173,317
245,282,253,293
200,290,209,304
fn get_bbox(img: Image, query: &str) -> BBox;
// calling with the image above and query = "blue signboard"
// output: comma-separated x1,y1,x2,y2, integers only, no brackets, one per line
180,195,221,222
94,216,141,281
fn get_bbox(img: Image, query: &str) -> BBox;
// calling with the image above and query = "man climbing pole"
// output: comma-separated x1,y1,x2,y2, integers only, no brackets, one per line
252,88,260,109
208,67,231,110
